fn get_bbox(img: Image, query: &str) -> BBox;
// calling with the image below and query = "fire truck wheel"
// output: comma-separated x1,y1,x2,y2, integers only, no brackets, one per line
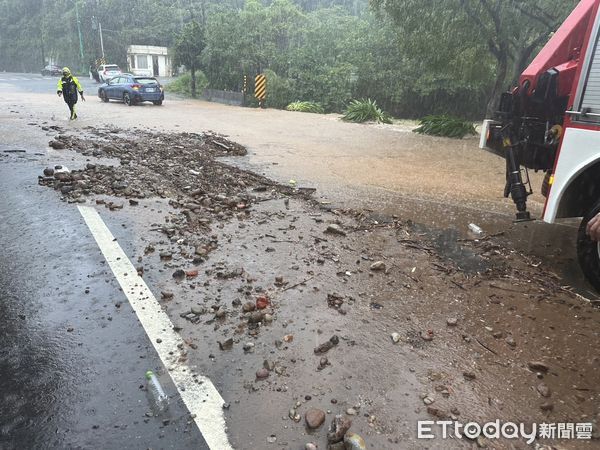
577,200,600,293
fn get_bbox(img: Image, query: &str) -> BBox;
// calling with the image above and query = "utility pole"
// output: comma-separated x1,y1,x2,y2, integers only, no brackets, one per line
98,21,105,59
74,1,85,69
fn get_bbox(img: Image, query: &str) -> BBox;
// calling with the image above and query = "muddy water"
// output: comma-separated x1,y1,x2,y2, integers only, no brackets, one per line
97,188,599,449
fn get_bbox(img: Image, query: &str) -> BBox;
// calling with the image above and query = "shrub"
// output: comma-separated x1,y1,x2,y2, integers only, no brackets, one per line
165,72,208,97
341,98,392,124
413,115,477,138
262,69,296,109
286,101,325,114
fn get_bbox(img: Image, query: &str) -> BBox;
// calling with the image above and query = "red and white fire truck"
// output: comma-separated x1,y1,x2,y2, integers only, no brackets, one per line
481,0,600,292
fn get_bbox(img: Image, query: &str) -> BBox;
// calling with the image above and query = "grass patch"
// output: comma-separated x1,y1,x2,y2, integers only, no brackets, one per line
164,72,208,97
413,115,477,138
286,101,325,114
342,98,392,124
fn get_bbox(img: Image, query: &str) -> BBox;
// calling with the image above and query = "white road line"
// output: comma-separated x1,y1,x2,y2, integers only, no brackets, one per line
78,206,233,450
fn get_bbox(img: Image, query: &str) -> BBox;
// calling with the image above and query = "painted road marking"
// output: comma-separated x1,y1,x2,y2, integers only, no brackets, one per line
78,206,233,450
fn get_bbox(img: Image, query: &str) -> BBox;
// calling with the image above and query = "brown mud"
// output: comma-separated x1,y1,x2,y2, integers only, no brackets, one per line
36,126,600,449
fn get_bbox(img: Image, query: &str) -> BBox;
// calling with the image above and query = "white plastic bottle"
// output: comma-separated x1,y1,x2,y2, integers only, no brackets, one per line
145,370,169,414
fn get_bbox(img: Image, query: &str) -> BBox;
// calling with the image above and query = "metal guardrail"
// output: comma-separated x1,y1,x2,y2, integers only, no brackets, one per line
202,89,243,106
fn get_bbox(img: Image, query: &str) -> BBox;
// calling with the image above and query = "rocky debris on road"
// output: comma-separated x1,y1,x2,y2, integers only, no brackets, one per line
33,124,600,449
305,408,326,429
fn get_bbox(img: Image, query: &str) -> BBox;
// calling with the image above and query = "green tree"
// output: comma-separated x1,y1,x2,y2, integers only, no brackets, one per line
173,20,206,97
371,0,570,115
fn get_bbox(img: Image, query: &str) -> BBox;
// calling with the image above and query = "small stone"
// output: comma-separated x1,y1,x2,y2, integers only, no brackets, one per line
159,252,172,260
492,331,503,339
191,306,204,315
263,313,273,322
463,371,476,381
327,415,352,444
161,291,174,300
528,361,549,373
256,368,269,380
256,295,270,309
263,360,275,371
248,311,264,323
423,395,435,405
43,167,55,176
346,408,357,416
67,327,74,332
243,342,255,352
156,338,162,344
325,224,346,236
242,301,256,312
421,330,434,341
305,408,326,429
343,432,367,450
305,444,317,450
540,402,554,411
536,382,551,398
218,338,233,350
391,332,401,343
266,434,277,444
370,261,386,271
172,269,185,280
446,318,458,326
506,336,516,347
185,269,199,278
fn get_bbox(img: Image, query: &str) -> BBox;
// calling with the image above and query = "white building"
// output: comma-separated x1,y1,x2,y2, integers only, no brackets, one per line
126,45,172,77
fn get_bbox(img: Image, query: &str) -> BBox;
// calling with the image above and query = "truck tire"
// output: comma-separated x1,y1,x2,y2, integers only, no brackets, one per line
577,199,600,292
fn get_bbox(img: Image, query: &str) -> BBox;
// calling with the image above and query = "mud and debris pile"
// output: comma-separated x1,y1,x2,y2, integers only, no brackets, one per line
37,126,600,449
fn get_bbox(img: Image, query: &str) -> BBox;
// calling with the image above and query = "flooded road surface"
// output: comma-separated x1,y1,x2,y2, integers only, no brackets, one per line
1,76,599,449
0,155,207,449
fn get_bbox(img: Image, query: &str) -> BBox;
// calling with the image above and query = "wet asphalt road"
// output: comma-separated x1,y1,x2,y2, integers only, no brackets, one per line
0,155,208,449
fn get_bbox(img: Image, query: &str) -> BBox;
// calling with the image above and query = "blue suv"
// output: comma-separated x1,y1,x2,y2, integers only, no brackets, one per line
98,74,164,106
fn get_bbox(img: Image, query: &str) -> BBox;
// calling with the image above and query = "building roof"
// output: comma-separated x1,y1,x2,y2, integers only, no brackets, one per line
127,45,169,55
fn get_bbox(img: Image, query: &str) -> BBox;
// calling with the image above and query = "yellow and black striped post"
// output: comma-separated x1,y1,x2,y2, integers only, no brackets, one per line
254,74,266,108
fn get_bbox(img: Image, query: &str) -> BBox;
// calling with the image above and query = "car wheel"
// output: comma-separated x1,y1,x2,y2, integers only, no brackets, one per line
153,100,163,106
123,92,132,106
577,199,600,293
100,90,109,103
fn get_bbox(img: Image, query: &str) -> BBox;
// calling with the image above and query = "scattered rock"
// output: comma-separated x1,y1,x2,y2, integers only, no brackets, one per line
242,301,256,312
343,432,367,450
325,224,346,236
161,291,174,300
391,332,401,343
243,342,255,352
185,269,199,278
218,338,233,350
305,444,318,450
505,336,516,347
314,335,339,354
346,408,357,416
536,383,551,398
256,295,270,310
248,311,264,324
528,361,549,373
446,318,458,326
172,269,185,281
540,402,554,412
420,330,434,341
266,434,277,444
370,261,386,271
305,408,326,429
43,168,54,176
327,415,352,444
256,368,270,380
463,371,476,381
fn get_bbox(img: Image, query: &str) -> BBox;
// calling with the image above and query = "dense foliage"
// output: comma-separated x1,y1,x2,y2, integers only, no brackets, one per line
286,101,325,114
413,115,477,138
0,0,571,118
342,98,392,124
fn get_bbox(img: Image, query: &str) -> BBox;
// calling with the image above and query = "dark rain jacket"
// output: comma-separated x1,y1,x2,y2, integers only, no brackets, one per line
57,75,83,104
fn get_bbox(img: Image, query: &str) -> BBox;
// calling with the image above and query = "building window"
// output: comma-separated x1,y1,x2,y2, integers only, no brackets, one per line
136,55,148,69
129,55,135,69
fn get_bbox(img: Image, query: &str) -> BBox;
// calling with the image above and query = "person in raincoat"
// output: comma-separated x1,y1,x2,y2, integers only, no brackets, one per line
56,67,85,120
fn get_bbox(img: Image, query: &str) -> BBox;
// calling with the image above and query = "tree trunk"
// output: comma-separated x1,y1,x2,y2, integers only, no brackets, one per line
191,66,197,98
486,46,509,118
